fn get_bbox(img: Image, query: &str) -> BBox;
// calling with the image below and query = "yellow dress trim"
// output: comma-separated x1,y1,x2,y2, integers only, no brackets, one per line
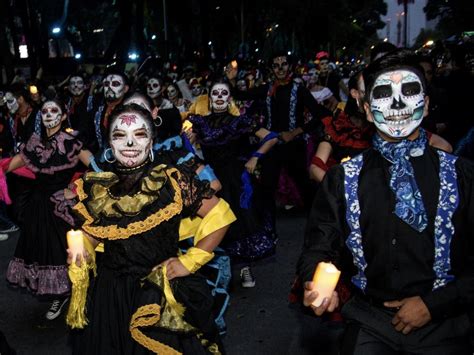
66,235,97,329
129,303,182,355
73,168,183,240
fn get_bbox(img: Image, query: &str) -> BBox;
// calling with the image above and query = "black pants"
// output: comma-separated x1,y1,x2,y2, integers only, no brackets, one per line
260,139,313,228
340,296,472,355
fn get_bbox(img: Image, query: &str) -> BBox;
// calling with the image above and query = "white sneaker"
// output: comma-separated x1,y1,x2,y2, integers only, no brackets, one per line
45,298,69,320
240,266,256,288
0,233,8,241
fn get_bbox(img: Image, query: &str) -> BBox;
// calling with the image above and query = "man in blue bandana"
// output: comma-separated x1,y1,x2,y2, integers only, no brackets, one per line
298,49,474,354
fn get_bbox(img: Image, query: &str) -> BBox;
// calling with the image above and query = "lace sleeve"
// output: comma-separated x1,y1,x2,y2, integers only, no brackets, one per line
175,167,215,218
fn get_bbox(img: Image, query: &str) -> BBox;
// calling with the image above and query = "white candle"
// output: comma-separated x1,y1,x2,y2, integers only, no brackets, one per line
67,230,84,264
312,262,341,307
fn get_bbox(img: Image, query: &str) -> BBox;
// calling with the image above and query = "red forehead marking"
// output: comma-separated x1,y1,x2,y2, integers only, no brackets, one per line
119,114,137,126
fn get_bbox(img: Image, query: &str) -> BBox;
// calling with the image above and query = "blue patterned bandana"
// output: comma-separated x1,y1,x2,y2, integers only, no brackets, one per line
372,128,428,232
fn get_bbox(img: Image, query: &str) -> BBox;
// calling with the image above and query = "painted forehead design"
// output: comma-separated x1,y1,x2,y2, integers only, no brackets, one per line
42,101,61,110
373,70,422,87
105,74,124,83
113,113,150,130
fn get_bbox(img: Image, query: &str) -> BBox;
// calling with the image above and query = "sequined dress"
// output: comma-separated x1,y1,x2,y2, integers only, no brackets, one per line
190,112,277,260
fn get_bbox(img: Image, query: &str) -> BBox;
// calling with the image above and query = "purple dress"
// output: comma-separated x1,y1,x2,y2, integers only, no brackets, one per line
6,130,83,296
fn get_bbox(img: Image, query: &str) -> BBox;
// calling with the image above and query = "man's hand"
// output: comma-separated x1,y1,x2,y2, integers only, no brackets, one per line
303,281,339,316
155,257,190,280
245,157,259,174
384,296,432,335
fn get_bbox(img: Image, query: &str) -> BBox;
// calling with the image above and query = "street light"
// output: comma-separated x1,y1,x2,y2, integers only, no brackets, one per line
425,40,434,46
208,41,212,46
151,34,157,40
74,53,82,59
128,52,139,61
52,27,61,34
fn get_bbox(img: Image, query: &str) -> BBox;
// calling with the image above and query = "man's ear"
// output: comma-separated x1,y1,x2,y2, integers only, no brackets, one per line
423,96,430,118
61,113,68,122
364,102,374,123
124,85,130,94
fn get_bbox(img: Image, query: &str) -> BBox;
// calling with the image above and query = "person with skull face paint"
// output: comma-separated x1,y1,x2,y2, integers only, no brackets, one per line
165,83,189,113
70,103,234,354
190,80,280,287
299,49,474,354
89,70,129,152
66,73,98,153
226,53,332,231
4,98,92,320
146,75,173,110
2,84,39,227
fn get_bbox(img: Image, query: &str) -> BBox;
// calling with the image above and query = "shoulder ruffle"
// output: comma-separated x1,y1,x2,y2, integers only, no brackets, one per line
20,131,83,174
73,164,183,240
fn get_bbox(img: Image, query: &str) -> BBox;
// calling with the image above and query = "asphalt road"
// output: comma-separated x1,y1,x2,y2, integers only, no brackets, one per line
0,212,342,355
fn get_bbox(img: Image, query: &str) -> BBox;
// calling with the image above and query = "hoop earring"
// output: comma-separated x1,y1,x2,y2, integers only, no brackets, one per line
149,149,154,162
103,148,116,163
154,116,162,128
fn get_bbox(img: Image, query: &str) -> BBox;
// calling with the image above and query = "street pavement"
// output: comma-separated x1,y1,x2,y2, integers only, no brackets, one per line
0,212,343,355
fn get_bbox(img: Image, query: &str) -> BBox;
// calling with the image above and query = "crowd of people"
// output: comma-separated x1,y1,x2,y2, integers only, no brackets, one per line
0,39,473,354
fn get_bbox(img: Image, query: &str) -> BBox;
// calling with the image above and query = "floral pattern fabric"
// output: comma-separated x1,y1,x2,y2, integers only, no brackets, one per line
342,149,459,291
372,129,428,232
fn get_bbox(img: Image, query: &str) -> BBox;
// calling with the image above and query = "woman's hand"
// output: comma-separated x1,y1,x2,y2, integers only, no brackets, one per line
66,248,91,267
155,257,190,280
245,157,259,174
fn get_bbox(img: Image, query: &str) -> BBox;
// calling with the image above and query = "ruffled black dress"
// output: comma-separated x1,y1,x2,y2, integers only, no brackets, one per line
190,112,276,261
6,130,83,295
72,161,222,354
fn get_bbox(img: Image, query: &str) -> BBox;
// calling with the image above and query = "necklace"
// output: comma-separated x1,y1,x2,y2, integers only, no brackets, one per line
115,159,149,173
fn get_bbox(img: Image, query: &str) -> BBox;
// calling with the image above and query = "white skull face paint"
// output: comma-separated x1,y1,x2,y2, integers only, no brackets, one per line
147,78,161,99
110,112,152,167
103,74,126,101
41,101,63,129
5,92,19,114
307,68,319,85
369,69,425,139
272,56,289,80
69,76,85,96
236,79,247,92
191,83,203,97
210,83,230,112
166,85,178,100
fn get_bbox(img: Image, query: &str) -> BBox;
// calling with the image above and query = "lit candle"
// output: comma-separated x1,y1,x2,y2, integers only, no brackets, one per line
312,262,341,307
67,230,84,264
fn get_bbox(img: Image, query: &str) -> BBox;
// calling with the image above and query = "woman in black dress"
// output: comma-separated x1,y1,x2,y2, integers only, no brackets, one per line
70,104,234,354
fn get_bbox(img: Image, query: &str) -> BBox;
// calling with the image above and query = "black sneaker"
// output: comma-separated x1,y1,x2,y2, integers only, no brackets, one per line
240,266,256,288
45,298,69,320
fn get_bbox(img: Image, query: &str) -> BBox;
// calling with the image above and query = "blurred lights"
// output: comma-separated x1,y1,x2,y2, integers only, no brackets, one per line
425,40,434,46
208,41,212,46
383,37,388,42
151,34,157,40
29,86,38,95
93,28,104,33
75,53,82,59
287,51,292,55
128,52,139,60
19,45,28,58
52,27,61,34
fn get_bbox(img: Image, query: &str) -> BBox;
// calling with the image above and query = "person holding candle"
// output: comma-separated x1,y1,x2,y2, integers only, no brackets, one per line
298,49,474,354
4,98,92,320
69,103,235,354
